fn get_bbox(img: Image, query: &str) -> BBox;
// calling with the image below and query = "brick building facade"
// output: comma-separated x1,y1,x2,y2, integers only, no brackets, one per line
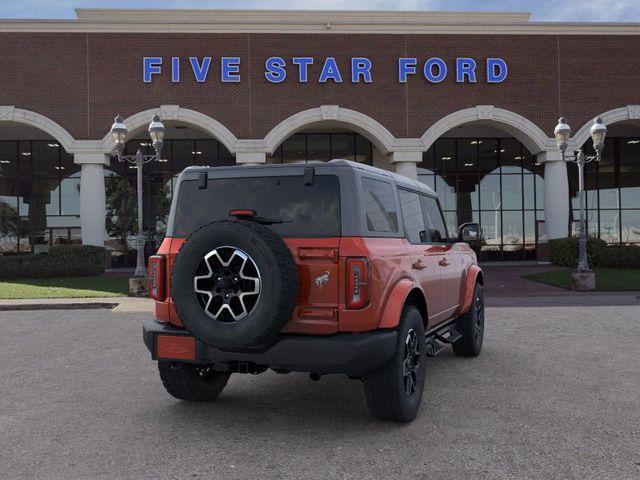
0,9,639,261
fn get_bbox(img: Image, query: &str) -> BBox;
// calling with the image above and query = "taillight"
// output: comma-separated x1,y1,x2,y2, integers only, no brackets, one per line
148,255,166,301
346,257,370,309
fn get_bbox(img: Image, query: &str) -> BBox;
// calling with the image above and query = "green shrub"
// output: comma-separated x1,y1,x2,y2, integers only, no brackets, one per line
549,237,607,267
0,245,106,279
550,237,640,269
593,245,640,269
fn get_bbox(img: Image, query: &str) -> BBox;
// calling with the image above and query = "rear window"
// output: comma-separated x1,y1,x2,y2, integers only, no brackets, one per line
172,175,341,237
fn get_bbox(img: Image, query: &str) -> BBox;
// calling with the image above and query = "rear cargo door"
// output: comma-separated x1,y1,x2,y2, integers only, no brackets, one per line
280,238,341,335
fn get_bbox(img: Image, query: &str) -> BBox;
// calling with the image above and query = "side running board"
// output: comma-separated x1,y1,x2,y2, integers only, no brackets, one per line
425,325,462,357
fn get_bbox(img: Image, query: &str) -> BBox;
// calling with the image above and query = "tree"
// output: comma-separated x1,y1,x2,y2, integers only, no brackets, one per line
105,174,172,253
0,201,20,251
105,175,137,253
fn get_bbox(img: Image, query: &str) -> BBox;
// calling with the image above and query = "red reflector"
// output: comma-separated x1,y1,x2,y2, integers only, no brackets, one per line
148,255,166,301
229,209,256,218
156,335,196,361
346,257,370,309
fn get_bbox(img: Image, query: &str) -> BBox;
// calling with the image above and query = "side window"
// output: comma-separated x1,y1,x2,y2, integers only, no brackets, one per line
421,195,448,243
399,189,427,243
361,177,398,233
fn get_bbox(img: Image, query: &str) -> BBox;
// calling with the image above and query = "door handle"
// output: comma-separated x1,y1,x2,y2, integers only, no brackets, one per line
438,257,450,267
412,260,426,270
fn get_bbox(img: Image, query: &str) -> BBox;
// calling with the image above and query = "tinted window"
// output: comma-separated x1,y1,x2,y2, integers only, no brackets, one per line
362,178,398,233
421,196,448,243
399,189,426,243
173,175,340,237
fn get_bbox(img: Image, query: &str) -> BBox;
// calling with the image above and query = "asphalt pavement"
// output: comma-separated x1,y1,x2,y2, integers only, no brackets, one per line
1,305,639,479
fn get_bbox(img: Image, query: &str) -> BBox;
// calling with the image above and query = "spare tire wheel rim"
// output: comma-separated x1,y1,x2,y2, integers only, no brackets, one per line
193,246,262,322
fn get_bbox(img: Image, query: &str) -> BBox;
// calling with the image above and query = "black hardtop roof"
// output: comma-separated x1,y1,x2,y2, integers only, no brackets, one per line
183,159,437,197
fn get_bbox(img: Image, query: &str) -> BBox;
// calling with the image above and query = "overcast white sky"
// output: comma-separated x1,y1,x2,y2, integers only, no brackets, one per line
1,0,639,22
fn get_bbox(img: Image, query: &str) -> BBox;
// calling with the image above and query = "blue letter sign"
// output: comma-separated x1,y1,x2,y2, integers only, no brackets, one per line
351,58,372,83
292,57,314,82
398,58,417,83
221,57,241,82
189,57,211,83
424,57,447,83
142,55,508,84
487,58,508,83
143,57,162,83
319,57,343,83
265,56,287,83
456,58,477,83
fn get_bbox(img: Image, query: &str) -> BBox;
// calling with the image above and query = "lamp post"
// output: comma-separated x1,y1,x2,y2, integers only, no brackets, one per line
553,116,607,280
110,114,165,278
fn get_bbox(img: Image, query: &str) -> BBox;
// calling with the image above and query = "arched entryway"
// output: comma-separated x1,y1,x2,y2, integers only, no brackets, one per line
419,112,550,261
0,109,79,254
570,109,640,245
261,106,397,172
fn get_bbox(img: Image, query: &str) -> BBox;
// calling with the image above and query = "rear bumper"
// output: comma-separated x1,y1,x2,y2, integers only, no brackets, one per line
143,320,397,375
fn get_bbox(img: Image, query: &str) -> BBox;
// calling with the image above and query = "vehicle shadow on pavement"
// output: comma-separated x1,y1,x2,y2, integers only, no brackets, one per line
136,345,512,436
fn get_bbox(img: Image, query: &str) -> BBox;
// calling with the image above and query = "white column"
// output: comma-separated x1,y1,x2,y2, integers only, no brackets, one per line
75,152,109,246
539,151,569,239
236,151,266,165
391,151,422,180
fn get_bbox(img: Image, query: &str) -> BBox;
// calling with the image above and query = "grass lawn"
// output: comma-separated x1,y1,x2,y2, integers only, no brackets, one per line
526,268,640,291
0,276,130,299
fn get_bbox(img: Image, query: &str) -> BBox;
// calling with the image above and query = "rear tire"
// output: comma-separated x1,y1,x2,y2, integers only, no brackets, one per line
362,305,426,423
158,361,231,402
452,283,485,357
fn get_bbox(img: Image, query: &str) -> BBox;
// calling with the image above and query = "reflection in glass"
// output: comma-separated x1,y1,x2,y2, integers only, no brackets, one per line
307,134,332,162
621,211,640,243
502,211,523,249
480,210,501,245
502,175,523,210
599,210,620,243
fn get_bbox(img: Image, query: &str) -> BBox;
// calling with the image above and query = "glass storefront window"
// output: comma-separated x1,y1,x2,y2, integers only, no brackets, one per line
500,138,523,174
269,132,372,165
568,136,640,243
502,175,523,210
479,175,501,211
282,134,306,163
420,136,545,260
329,133,353,161
502,211,524,249
0,140,80,253
621,210,640,243
307,134,332,162
599,209,620,243
0,141,18,177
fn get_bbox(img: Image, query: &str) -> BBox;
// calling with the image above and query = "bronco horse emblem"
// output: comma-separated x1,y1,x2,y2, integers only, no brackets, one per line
314,271,330,290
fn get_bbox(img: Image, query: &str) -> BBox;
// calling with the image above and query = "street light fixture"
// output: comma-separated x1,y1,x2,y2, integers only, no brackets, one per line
110,113,166,278
553,116,607,279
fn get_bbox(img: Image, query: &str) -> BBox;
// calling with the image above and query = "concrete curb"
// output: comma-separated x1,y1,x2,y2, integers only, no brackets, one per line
0,302,119,311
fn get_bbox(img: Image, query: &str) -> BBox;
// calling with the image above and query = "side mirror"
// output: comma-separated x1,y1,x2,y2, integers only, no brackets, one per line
458,222,480,243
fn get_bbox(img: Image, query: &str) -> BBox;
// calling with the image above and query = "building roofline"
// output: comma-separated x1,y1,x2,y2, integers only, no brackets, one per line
0,9,639,35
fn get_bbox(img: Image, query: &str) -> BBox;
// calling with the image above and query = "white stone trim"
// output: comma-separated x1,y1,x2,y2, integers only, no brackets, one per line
236,152,266,165
100,105,239,155
421,105,553,154
571,105,640,148
2,10,640,35
263,106,396,155
0,106,76,153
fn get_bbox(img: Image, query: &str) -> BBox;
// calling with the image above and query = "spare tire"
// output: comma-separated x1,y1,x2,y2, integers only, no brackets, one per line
171,220,298,349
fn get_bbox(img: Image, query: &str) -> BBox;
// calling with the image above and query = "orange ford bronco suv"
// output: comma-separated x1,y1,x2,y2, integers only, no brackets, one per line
144,160,484,422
